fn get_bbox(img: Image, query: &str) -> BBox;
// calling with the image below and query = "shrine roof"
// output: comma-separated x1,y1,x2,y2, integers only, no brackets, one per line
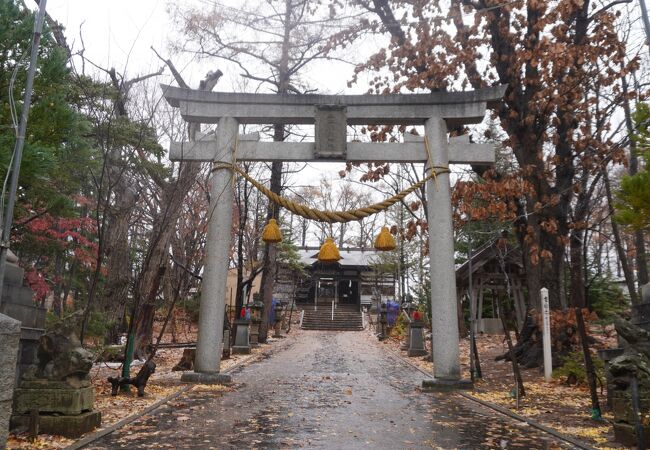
455,235,524,286
297,247,382,268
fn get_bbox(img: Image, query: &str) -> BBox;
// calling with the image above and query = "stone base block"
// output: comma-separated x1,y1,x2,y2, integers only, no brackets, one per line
613,422,650,447
181,372,232,385
612,392,650,424
13,385,94,415
232,346,251,355
11,410,101,438
422,378,473,391
408,348,428,357
479,317,504,335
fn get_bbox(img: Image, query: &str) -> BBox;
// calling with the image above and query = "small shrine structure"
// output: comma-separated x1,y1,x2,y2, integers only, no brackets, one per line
456,237,527,334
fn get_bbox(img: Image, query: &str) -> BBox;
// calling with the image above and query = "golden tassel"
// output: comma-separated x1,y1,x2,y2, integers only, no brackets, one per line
261,218,282,244
318,237,341,262
374,226,396,251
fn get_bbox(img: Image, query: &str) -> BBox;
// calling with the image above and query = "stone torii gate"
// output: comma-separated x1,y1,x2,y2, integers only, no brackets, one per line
161,85,506,389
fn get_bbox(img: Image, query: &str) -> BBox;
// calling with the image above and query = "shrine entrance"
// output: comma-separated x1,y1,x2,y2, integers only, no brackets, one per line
336,279,359,306
161,85,505,389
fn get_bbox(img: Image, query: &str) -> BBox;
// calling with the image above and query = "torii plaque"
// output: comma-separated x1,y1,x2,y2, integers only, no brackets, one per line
161,85,506,389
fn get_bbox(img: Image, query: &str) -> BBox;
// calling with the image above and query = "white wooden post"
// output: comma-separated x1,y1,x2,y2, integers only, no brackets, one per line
540,287,552,381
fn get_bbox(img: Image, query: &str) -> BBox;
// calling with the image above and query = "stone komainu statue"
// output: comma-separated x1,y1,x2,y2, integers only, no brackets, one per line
34,332,94,383
22,315,94,387
11,318,101,438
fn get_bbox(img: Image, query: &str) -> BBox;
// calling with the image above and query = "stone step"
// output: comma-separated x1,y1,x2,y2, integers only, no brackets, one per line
303,307,360,312
302,320,363,325
302,318,362,324
301,307,363,331
302,326,363,331
302,313,362,319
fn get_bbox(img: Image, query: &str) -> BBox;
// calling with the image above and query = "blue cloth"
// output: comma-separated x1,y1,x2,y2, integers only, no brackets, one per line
386,300,400,327
270,298,278,324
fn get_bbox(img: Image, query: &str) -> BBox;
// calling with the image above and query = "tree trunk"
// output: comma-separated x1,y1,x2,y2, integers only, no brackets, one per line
128,60,221,358
569,227,586,309
133,162,201,356
575,307,602,419
622,75,649,287
258,159,283,343
52,253,63,317
603,170,639,304
259,0,292,342
101,186,137,344
497,293,525,397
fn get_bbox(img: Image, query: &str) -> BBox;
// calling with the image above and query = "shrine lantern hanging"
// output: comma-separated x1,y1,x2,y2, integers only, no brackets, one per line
318,237,341,263
374,226,396,251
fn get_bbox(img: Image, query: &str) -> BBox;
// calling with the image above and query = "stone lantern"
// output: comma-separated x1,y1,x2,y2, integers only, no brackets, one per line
407,309,428,357
377,302,388,341
273,301,284,338
232,307,251,355
250,299,264,347
400,301,416,351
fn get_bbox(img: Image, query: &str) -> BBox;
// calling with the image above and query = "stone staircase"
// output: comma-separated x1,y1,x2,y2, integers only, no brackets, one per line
300,304,363,331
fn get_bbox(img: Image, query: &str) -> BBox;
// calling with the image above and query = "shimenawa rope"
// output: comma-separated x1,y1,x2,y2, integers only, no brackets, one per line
211,161,449,224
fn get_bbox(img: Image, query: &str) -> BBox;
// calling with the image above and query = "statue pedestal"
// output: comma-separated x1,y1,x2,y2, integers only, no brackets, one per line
11,410,101,438
273,320,283,338
0,314,20,449
11,380,100,438
232,318,251,354
605,314,650,447
13,380,94,415
407,321,428,357
250,320,261,347
400,323,411,351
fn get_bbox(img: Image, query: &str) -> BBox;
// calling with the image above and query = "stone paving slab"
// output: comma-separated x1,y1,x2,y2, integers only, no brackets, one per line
84,331,576,449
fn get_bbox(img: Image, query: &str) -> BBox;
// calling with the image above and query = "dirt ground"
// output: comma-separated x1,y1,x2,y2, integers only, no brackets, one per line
6,314,281,449
381,323,624,449
7,314,627,449
85,330,574,449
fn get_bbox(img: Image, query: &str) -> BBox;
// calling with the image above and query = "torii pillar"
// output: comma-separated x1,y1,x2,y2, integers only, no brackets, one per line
180,117,238,384
421,117,471,390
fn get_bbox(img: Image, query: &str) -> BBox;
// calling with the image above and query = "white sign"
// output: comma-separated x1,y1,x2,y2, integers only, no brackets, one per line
540,287,552,381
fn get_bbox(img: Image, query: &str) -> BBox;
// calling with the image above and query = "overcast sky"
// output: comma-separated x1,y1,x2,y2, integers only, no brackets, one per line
39,0,397,246
44,0,366,93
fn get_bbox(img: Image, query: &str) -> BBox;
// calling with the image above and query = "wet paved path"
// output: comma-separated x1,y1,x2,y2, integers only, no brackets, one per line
88,331,574,449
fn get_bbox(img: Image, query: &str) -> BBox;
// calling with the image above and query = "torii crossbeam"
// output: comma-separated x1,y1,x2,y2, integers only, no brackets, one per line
161,85,506,389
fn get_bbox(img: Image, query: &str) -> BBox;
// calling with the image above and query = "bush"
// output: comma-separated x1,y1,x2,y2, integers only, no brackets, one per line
45,309,108,338
553,350,604,386
588,274,628,321
390,312,408,338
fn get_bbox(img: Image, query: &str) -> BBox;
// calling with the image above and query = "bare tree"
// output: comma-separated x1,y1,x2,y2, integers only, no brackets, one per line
171,0,356,341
